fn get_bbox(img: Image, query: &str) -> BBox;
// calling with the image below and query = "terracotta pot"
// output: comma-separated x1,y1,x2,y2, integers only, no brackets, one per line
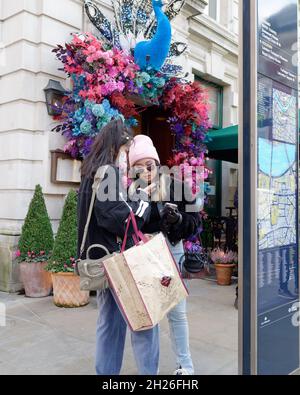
215,263,236,286
51,272,89,308
20,262,52,298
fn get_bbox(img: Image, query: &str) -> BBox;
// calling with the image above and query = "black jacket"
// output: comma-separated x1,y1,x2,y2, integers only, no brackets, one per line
77,166,151,260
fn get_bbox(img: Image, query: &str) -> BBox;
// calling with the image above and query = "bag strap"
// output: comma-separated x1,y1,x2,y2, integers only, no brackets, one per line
121,211,148,253
79,166,108,258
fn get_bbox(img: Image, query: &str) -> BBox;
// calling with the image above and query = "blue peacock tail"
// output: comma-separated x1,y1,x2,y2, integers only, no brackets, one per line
84,1,117,47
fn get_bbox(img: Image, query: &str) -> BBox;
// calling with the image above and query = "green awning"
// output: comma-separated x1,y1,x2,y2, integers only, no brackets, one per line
206,125,238,151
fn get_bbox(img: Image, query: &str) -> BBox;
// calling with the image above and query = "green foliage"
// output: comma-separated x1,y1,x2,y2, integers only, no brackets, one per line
201,219,214,250
18,185,54,261
46,190,78,273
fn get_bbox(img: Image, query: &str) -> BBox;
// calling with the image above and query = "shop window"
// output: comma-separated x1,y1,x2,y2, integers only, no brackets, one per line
195,76,223,129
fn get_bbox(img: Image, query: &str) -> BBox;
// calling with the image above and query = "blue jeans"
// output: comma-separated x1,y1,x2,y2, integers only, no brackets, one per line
95,289,159,375
167,241,194,375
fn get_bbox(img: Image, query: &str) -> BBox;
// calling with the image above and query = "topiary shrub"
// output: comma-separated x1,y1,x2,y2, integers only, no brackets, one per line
18,185,54,262
46,190,78,273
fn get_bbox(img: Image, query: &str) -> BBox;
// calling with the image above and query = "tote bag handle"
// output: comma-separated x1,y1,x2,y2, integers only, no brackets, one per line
121,211,148,252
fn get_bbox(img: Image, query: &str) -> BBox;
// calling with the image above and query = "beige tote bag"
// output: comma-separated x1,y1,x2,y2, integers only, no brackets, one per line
103,211,188,332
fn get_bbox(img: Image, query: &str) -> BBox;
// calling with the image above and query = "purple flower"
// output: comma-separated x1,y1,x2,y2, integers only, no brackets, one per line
80,138,94,157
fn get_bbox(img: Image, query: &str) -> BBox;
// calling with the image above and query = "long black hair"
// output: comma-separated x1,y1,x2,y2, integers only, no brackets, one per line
81,118,132,179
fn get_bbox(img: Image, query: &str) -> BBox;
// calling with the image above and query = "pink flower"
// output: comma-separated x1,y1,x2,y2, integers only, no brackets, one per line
189,157,198,166
87,45,97,53
116,81,125,91
72,35,85,46
86,56,94,63
14,250,21,258
106,58,114,66
108,67,119,79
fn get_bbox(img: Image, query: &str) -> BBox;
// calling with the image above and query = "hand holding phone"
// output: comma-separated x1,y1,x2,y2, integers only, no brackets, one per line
162,203,182,225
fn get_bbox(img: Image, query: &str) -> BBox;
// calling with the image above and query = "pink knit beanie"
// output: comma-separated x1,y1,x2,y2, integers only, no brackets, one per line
129,135,160,167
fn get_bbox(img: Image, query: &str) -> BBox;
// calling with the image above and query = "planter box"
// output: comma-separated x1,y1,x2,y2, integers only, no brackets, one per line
215,263,236,286
51,272,89,308
20,262,52,298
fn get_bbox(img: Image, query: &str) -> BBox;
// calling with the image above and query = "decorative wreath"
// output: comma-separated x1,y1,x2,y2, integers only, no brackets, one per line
52,1,212,252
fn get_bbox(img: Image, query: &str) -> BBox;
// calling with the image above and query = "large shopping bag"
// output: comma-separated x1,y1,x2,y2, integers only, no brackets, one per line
103,211,189,332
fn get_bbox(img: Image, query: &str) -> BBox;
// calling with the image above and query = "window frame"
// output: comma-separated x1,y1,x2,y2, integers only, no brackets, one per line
195,76,224,130
205,0,221,22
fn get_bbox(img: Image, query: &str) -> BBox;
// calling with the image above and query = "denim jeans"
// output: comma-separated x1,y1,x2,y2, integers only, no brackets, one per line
95,289,159,375
167,241,194,375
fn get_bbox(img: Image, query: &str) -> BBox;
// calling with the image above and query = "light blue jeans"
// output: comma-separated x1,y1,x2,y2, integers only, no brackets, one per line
167,241,194,375
95,289,159,375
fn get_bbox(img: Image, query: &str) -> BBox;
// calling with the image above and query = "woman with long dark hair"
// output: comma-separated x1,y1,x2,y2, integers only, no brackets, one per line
77,119,159,375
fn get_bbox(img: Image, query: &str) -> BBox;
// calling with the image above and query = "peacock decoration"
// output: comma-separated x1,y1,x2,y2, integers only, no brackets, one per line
84,0,187,74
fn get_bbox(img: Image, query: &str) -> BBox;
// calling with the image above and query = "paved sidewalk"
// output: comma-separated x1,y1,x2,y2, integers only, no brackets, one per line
0,280,238,375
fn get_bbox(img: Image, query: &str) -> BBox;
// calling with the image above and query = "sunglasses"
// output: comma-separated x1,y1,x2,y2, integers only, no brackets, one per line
133,163,157,175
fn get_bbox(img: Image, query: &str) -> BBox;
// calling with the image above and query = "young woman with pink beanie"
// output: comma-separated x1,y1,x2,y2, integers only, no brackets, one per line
128,134,200,375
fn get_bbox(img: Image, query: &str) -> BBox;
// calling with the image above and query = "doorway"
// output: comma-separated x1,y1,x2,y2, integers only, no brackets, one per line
133,106,174,165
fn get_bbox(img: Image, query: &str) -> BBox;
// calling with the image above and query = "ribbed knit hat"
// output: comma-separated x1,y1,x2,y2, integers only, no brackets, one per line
129,135,160,167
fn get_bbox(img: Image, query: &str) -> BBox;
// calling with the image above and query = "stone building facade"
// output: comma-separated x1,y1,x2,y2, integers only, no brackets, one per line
0,0,239,292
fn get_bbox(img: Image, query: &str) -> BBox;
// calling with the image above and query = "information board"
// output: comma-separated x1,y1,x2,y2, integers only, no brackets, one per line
257,0,299,375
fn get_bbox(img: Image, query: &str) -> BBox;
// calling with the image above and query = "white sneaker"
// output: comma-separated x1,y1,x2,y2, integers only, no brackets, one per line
173,368,190,375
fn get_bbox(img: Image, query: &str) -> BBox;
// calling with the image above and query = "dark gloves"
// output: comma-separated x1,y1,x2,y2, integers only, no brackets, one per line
161,204,183,225
160,204,183,244
161,211,199,246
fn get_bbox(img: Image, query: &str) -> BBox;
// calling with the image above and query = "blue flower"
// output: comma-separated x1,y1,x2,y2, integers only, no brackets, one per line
80,120,92,135
92,104,105,118
72,125,81,137
84,100,94,110
74,108,85,123
140,72,151,83
102,99,111,112
126,117,138,127
135,78,143,88
152,77,166,88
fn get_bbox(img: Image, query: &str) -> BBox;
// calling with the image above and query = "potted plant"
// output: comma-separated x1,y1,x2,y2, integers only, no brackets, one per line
46,190,89,308
210,248,237,286
17,185,53,297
